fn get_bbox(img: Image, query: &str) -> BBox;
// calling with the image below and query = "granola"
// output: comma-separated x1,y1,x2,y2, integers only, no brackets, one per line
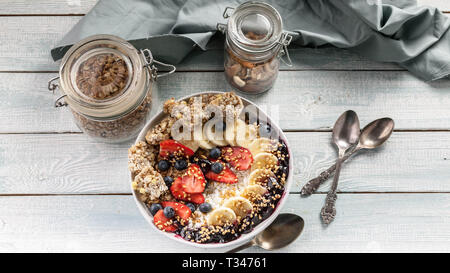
76,53,129,100
132,166,167,203
128,141,157,176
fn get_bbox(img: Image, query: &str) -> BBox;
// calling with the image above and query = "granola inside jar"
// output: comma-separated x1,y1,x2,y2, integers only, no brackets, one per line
49,35,175,143
219,2,292,94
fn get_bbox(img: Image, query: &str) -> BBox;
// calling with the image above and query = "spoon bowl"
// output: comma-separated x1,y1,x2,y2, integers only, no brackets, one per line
227,213,304,252
255,213,304,250
332,110,361,153
359,118,395,149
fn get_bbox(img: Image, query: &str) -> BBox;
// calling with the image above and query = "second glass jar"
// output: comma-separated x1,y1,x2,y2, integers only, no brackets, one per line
220,1,292,94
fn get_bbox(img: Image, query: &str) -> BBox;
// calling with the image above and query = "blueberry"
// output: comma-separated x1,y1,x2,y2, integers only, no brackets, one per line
149,203,162,216
211,162,224,174
199,202,212,213
185,202,196,212
163,206,175,218
209,148,221,159
158,160,170,171
259,123,272,138
174,159,188,170
163,176,174,187
196,158,211,173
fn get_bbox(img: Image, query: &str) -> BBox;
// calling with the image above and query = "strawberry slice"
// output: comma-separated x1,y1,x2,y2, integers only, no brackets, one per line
188,192,205,204
153,210,177,232
205,161,238,184
159,139,194,158
161,201,192,221
221,146,253,171
181,164,206,194
170,177,205,204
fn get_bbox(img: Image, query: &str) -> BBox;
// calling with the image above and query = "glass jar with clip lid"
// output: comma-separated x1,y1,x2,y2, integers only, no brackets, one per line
217,1,292,94
48,34,176,143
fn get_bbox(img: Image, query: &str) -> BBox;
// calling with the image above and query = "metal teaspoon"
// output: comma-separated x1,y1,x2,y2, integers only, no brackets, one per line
226,214,305,253
320,110,360,225
301,118,395,196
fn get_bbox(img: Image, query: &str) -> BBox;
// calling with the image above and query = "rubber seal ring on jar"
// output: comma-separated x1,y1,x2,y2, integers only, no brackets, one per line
140,49,176,80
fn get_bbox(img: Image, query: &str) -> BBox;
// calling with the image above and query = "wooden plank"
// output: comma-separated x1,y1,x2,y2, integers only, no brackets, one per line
0,0,97,14
418,0,450,11
0,194,448,252
0,132,449,194
0,16,401,72
1,71,450,134
0,0,448,15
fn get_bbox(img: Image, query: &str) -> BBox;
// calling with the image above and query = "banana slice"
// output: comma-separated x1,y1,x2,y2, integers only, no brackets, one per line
207,207,237,226
223,197,253,219
198,138,214,150
235,119,258,148
204,121,228,147
241,185,268,201
248,137,278,156
235,119,247,147
224,121,237,146
249,168,275,186
193,127,214,150
251,152,278,172
178,139,200,152
245,124,259,147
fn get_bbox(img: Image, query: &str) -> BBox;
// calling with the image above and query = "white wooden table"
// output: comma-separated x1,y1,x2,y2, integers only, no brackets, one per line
1,0,450,253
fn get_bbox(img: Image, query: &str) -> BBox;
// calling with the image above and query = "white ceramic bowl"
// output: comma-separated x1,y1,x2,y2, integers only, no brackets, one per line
130,91,294,249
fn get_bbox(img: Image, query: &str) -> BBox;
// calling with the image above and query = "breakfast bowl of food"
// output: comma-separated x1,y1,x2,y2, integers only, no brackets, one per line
128,91,293,249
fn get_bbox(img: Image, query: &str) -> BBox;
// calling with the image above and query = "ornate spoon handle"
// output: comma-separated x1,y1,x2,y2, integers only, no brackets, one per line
320,191,337,224
320,158,343,224
301,146,359,196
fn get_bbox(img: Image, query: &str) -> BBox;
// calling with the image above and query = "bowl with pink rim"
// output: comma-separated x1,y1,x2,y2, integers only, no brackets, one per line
130,91,294,249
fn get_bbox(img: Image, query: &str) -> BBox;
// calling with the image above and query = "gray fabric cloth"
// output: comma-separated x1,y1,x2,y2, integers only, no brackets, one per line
51,0,450,81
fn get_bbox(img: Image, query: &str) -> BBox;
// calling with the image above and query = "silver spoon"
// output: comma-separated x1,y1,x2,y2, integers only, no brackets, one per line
321,110,360,225
226,213,304,253
301,118,395,196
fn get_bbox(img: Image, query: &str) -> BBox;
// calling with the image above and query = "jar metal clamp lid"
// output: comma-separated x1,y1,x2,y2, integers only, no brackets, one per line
217,1,293,65
48,35,176,110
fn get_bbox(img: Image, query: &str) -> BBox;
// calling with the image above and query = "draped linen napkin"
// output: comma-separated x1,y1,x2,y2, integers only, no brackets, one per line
51,0,450,81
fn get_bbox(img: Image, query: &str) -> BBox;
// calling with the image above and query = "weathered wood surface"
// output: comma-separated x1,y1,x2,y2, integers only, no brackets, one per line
0,0,450,15
0,0,97,14
1,0,450,253
1,71,449,134
0,132,449,195
0,0,447,14
0,194,448,253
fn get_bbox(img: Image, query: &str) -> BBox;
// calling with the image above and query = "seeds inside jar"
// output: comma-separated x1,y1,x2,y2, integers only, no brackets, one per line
76,53,129,100
224,48,279,93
